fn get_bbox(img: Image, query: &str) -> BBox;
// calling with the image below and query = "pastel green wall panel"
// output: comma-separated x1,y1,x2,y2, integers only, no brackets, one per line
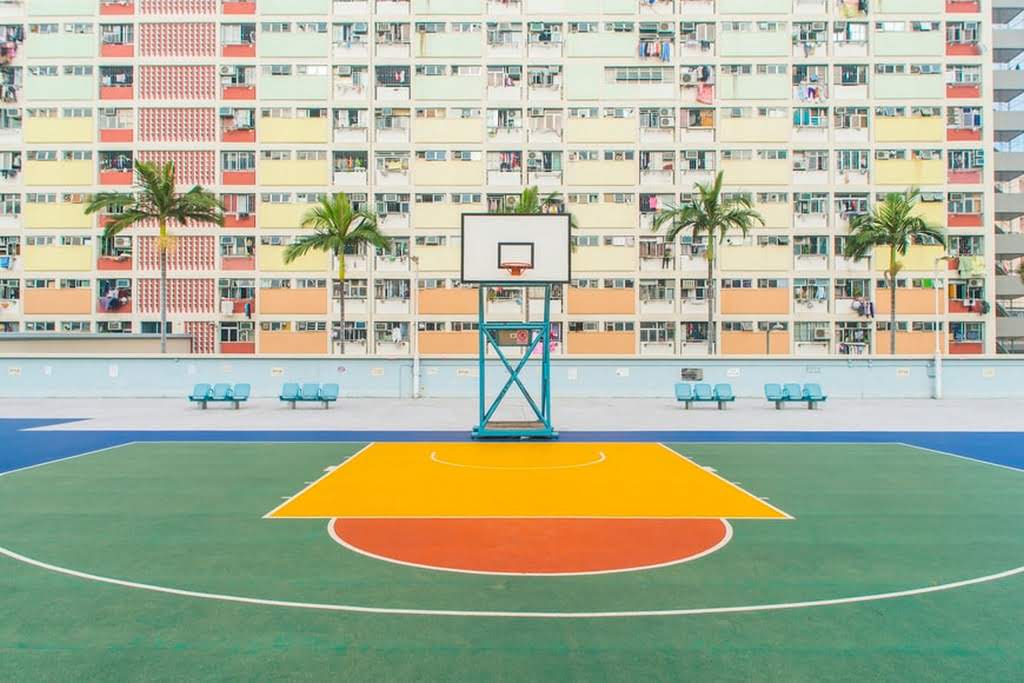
873,74,944,99
26,0,95,15
259,0,329,13
260,75,329,100
718,74,789,100
565,33,636,59
416,33,483,58
876,0,943,12
25,34,96,59
567,0,634,12
873,33,944,57
411,77,484,100
718,0,789,12
719,33,790,58
564,63,603,100
24,75,94,100
412,0,483,13
258,34,329,58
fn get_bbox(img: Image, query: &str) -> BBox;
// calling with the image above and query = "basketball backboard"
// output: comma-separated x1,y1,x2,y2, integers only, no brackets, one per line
460,213,571,284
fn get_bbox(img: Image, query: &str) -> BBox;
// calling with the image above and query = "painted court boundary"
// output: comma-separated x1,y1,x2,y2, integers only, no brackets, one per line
1,437,1022,618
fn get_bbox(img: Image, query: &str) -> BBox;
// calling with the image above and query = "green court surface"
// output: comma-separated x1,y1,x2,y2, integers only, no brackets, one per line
1,441,1022,681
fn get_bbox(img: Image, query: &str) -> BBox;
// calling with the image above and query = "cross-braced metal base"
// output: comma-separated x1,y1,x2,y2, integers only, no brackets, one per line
472,284,557,439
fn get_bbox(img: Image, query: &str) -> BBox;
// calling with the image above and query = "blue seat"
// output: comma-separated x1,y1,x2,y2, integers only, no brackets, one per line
764,383,784,409
210,383,232,402
300,383,320,401
713,383,735,409
318,383,339,408
231,383,251,409
279,382,300,406
188,383,212,408
693,383,714,402
782,383,804,402
674,382,694,408
803,383,828,409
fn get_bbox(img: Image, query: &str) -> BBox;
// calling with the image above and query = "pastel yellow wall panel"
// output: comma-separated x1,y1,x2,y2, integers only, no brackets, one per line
565,160,635,186
23,245,93,271
258,118,329,144
720,160,790,186
259,202,317,229
911,201,945,226
719,118,790,143
874,117,944,143
572,245,637,271
565,118,636,144
873,244,945,272
414,203,466,229
414,244,461,271
24,203,92,229
754,202,791,229
719,245,790,271
260,160,329,186
412,161,485,186
24,160,92,186
571,202,636,229
257,244,329,272
874,159,945,186
413,118,482,144
24,118,93,144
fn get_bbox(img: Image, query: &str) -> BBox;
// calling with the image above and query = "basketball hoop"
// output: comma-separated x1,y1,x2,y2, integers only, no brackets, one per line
500,261,531,277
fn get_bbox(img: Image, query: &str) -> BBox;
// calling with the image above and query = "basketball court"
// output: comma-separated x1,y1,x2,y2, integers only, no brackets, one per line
2,216,1023,679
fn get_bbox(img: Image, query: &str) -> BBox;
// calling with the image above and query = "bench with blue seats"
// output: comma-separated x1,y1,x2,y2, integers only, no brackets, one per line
675,382,735,410
764,382,827,410
279,382,340,409
188,382,250,409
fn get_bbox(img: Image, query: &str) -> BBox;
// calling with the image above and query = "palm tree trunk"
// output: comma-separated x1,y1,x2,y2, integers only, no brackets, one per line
706,245,715,355
889,246,897,355
158,219,167,354
337,250,346,355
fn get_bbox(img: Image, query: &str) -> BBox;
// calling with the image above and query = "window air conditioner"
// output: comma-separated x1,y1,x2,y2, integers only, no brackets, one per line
108,321,122,331
969,278,983,287
680,71,694,84
659,108,672,116
219,107,234,117
114,236,130,247
220,66,234,76
337,65,352,75
813,327,828,340
659,116,673,127
528,107,544,116
658,23,671,31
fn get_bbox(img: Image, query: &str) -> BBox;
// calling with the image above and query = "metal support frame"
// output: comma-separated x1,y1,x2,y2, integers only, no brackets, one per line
472,283,556,439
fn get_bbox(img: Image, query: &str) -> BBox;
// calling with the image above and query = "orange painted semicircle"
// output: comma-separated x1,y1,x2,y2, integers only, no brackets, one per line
330,518,730,575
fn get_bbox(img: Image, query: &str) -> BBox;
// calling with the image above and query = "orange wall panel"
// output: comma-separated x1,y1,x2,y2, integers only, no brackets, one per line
875,331,935,355
875,288,940,315
566,331,635,355
418,288,477,315
23,288,93,314
259,289,328,315
259,330,328,354
419,331,477,354
566,288,635,315
720,288,789,315
721,330,791,355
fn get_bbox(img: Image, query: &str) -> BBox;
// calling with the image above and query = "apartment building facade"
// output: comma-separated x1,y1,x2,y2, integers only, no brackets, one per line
0,0,1018,356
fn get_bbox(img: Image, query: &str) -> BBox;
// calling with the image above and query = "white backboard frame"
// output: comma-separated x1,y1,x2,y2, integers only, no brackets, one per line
460,213,571,284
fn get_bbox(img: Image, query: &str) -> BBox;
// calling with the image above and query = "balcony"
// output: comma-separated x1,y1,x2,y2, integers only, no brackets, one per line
996,197,1024,224
566,288,635,315
994,151,1024,182
223,0,256,13
222,83,256,100
100,0,135,14
566,330,635,356
258,244,328,272
222,169,255,185
97,283,132,314
994,28,1024,63
418,288,476,315
259,329,329,355
996,275,1024,298
25,202,91,229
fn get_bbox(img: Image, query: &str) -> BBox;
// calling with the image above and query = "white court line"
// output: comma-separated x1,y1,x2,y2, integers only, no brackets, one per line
429,450,607,471
0,442,139,479
327,517,732,577
0,543,1021,619
896,443,1024,474
262,443,373,519
656,443,795,521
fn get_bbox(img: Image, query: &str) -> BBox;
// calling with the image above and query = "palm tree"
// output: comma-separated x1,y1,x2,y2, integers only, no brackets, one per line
283,193,390,354
496,185,578,230
651,171,764,355
85,160,223,354
843,189,946,354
